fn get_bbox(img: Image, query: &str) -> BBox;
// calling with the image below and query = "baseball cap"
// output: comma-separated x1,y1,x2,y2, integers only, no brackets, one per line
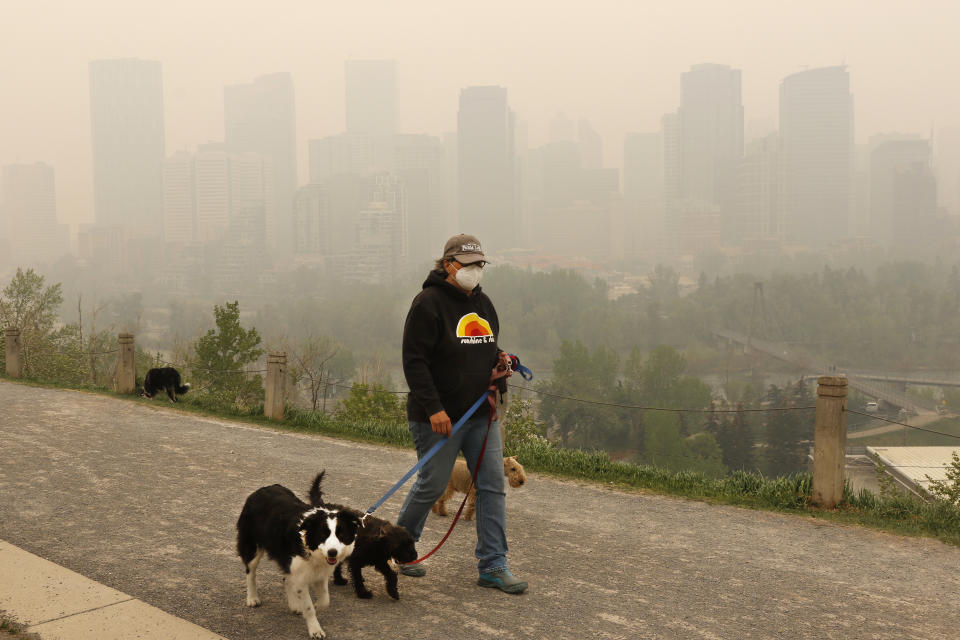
443,234,489,265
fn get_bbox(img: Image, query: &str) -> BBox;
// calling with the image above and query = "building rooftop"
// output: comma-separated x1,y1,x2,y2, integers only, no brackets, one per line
867,446,958,496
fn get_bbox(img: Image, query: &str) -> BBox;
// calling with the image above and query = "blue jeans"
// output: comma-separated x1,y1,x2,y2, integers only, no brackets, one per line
396,415,508,574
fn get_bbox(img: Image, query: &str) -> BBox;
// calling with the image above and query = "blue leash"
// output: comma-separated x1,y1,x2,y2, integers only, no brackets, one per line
365,390,492,515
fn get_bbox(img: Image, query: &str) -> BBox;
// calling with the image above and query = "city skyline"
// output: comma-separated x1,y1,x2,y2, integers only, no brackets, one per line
3,58,955,277
4,1,960,230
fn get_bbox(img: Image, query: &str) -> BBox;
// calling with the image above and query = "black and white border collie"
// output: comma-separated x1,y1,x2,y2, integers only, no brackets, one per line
141,367,190,402
237,483,361,639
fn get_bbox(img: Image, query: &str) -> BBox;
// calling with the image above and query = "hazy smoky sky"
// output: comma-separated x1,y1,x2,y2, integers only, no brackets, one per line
2,0,959,229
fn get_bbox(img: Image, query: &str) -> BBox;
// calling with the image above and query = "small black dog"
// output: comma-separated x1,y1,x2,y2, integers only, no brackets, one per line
309,472,418,600
141,367,190,402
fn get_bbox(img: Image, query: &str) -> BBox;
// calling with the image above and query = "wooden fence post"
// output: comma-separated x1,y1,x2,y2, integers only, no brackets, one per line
813,375,848,508
5,327,22,378
265,351,287,420
117,333,136,394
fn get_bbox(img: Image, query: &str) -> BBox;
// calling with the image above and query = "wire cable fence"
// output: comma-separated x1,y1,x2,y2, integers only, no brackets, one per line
157,360,268,375
506,383,817,413
845,408,960,441
318,379,818,413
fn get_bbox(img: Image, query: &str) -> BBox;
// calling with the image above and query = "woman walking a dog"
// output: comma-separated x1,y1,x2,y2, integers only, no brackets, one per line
396,233,528,594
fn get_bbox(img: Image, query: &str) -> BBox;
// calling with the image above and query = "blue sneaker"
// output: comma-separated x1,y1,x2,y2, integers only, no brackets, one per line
477,568,528,594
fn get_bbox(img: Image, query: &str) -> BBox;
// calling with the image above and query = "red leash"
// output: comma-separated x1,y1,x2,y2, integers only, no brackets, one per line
406,387,499,565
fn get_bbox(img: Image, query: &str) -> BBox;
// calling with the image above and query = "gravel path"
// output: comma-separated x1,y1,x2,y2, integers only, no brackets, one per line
2,380,959,640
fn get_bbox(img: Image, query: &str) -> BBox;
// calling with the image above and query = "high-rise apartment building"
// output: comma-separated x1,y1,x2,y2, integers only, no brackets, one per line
162,151,196,246
678,64,743,234
662,113,681,208
521,140,620,259
779,66,853,247
661,110,721,254
394,134,445,267
1,163,67,267
734,133,780,240
578,119,603,170
892,162,938,246
195,145,232,243
457,86,516,252
870,137,933,244
935,127,960,217
308,134,375,183
195,146,274,243
89,58,165,240
293,183,331,256
224,73,296,254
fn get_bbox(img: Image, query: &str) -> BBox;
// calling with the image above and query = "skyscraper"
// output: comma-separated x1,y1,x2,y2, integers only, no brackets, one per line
394,134,445,267
293,183,331,256
779,66,853,247
308,134,375,183
892,162,938,245
162,151,196,246
224,73,296,254
457,86,516,252
1,163,67,267
678,64,743,237
89,58,165,240
870,137,933,244
194,145,232,243
734,133,780,240
935,127,960,217
578,119,603,171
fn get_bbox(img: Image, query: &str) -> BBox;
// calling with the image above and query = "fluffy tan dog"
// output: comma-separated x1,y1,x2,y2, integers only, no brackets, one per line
431,456,527,520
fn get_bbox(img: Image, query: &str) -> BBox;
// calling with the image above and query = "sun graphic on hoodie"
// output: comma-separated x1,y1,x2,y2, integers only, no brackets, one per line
456,312,493,337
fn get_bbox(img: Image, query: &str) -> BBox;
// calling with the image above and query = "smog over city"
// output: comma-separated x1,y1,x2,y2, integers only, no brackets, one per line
6,4,960,637
3,0,960,481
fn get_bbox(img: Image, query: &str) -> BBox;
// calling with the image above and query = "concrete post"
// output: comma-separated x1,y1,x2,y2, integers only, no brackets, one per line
265,351,287,420
5,327,22,378
813,375,848,508
117,333,136,394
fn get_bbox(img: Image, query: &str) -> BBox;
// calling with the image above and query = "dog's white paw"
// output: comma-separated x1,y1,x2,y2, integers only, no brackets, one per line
245,596,261,607
306,620,325,638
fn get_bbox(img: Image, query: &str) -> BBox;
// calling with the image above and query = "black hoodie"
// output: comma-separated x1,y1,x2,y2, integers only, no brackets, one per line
402,269,500,423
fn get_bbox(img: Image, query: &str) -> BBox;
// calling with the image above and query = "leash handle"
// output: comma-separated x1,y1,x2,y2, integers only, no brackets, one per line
507,353,533,381
365,390,492,515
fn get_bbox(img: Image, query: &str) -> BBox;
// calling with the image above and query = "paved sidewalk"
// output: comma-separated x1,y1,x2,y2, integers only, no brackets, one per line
0,540,225,639
3,380,960,639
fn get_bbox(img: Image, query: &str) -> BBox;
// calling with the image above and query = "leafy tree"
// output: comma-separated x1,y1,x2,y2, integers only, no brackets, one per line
538,340,623,448
762,379,814,475
925,451,960,505
633,345,712,436
335,383,405,425
501,394,548,454
642,411,726,477
643,411,688,469
0,268,64,375
708,401,756,472
192,301,265,409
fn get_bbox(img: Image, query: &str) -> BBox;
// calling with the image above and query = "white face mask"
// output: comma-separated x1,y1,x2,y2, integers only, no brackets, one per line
454,264,483,290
